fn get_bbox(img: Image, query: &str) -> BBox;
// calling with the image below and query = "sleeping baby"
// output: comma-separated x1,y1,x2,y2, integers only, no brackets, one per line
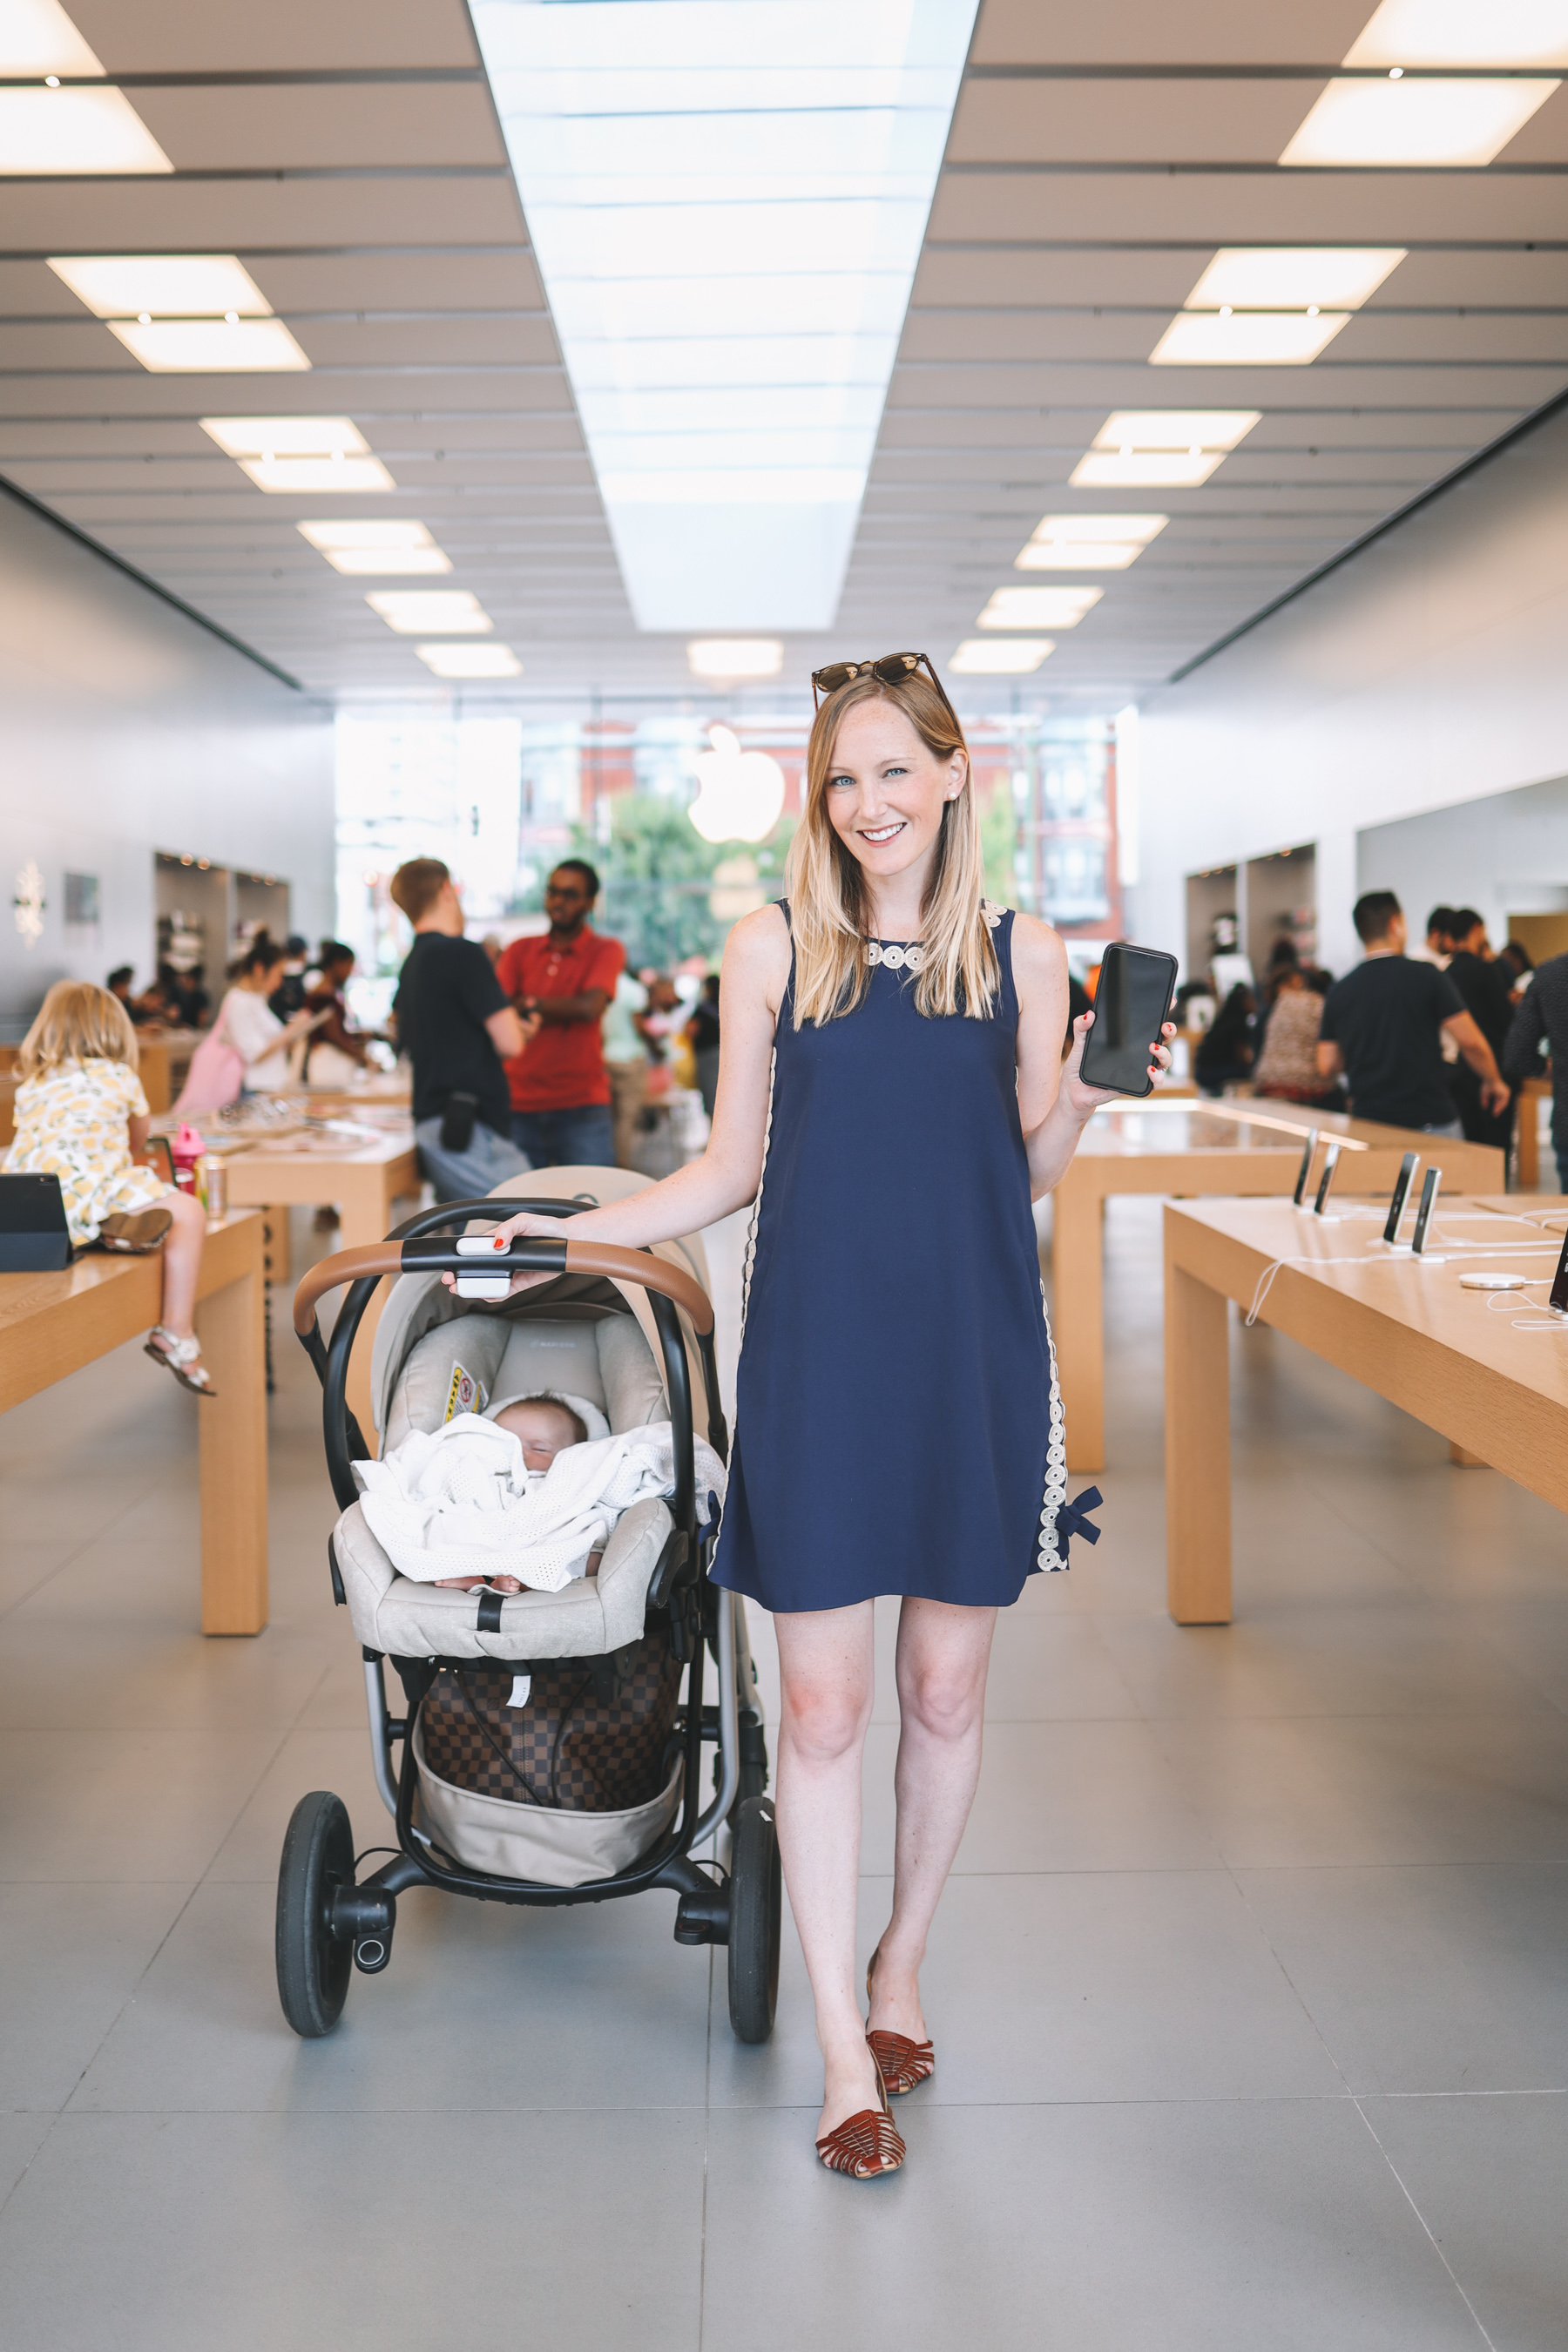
431,1395,597,1594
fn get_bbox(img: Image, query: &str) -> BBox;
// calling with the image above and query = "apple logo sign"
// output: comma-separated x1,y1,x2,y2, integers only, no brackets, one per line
687,725,786,844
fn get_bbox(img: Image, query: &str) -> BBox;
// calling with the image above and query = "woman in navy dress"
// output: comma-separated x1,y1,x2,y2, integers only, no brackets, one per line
492,657,1170,2178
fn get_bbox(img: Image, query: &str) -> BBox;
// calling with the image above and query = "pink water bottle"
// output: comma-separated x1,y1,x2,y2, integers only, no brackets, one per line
171,1121,205,1194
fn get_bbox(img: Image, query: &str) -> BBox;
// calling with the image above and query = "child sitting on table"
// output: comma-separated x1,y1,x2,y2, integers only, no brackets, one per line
8,981,214,1396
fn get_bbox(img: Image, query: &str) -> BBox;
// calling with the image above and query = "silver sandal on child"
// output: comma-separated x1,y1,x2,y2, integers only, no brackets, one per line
144,1325,217,1397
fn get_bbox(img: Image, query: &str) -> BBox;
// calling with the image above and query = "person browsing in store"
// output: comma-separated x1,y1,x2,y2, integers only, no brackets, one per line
1316,890,1510,1136
495,861,624,1168
390,858,538,1203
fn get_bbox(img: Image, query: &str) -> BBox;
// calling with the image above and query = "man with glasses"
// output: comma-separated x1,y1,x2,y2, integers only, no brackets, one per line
495,861,624,1168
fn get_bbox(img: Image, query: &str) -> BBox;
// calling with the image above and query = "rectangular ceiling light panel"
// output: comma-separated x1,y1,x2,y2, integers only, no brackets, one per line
950,639,1052,674
978,586,1102,630
200,416,395,493
0,0,105,74
1345,0,1568,68
1184,247,1405,310
108,318,309,372
1281,75,1557,164
1017,514,1166,571
48,254,273,318
418,643,522,678
0,84,172,172
299,521,451,576
1072,410,1259,490
1150,310,1351,365
471,0,982,632
369,591,492,636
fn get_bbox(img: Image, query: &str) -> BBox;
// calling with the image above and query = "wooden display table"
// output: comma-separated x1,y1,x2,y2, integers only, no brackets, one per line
217,1126,420,1446
1162,1194,1568,1625
0,1212,268,1633
1047,1102,1505,1472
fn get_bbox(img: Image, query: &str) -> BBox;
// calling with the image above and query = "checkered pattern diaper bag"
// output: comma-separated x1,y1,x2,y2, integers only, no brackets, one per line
420,1628,682,1813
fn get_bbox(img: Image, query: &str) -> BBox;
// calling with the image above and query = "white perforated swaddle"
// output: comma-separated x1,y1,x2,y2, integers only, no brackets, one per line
354,1415,727,1592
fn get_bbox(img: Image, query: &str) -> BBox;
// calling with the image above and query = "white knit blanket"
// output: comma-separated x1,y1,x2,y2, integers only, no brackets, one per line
355,1414,727,1591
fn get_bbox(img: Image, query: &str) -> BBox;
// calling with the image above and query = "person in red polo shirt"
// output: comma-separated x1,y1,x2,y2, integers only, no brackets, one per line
495,860,625,1167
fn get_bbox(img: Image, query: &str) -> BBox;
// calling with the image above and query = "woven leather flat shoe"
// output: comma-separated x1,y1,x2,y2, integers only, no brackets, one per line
814,2065,906,2180
866,1947,935,2095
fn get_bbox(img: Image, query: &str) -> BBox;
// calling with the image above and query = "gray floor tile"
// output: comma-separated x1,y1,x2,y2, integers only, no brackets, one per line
73,1877,713,2114
0,1726,283,1882
200,1725,394,1882
0,1541,78,1619
1360,2091,1568,2352
0,2112,52,2204
0,2108,705,2352
1236,1862,1568,2094
0,1621,329,1728
862,1717,1219,1875
1153,1713,1568,1869
0,1881,193,2111
701,2098,1482,2352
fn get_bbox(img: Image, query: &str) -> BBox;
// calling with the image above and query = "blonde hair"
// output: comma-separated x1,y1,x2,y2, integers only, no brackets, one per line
16,980,139,1080
784,668,998,1026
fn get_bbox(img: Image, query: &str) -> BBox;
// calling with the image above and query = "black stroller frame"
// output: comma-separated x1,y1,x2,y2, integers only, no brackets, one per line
280,1194,780,2043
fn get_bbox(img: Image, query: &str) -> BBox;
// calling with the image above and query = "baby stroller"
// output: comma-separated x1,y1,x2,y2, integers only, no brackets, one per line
280,1166,779,2044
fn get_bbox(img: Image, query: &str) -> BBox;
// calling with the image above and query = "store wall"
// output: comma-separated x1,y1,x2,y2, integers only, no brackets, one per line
1132,395,1568,983
1357,774,1568,949
0,484,333,1033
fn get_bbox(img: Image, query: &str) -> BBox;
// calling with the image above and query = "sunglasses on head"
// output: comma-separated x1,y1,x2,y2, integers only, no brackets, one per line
810,651,956,718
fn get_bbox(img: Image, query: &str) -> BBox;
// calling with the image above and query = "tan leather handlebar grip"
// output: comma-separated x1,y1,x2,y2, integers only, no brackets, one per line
292,1238,713,1337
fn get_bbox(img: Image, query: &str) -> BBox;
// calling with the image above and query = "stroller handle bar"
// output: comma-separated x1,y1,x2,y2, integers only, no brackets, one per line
292,1233,715,1338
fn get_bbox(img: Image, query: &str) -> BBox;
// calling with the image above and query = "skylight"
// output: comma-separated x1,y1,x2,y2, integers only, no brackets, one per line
470,0,981,634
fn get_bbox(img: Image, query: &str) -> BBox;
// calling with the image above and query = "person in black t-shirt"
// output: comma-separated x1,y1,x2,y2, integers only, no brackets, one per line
1443,908,1518,1152
1317,890,1510,1136
685,971,721,1117
390,858,538,1203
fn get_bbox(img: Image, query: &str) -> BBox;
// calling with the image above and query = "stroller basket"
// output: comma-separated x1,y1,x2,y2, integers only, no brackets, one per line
280,1177,780,2049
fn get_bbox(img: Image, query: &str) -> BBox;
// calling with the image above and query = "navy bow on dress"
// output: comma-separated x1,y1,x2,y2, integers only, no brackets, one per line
1053,1485,1104,1561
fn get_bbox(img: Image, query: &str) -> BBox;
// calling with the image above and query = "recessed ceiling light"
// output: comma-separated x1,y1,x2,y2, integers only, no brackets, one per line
299,519,451,575
1071,449,1222,489
201,415,368,457
0,0,105,75
1150,311,1350,365
1183,247,1406,311
977,586,1102,630
1281,76,1558,166
1094,410,1260,452
950,639,1054,675
368,590,492,636
47,254,273,318
687,639,783,679
1016,514,1167,571
1346,0,1568,69
0,86,172,172
240,456,395,492
417,642,522,679
108,318,310,373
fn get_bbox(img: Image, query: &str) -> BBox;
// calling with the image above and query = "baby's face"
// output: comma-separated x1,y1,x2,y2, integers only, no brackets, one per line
494,1400,577,1474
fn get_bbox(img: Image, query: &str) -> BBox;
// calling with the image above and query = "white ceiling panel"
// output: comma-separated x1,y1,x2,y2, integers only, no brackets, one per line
129,83,509,173
929,172,1566,244
948,79,1321,163
71,0,481,73
248,253,548,314
969,0,1373,67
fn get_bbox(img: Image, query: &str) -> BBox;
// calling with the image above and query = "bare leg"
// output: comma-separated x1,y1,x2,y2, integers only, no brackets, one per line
158,1188,208,1348
773,1603,885,2142
867,1598,997,2044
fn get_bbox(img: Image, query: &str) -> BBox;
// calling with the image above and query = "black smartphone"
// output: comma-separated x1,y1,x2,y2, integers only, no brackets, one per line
1313,1140,1341,1214
1382,1152,1419,1244
1292,1127,1320,1206
1549,1226,1568,1315
1410,1166,1441,1255
1078,943,1179,1098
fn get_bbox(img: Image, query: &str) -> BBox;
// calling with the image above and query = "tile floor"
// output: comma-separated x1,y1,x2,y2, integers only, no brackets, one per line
2,1195,1565,2349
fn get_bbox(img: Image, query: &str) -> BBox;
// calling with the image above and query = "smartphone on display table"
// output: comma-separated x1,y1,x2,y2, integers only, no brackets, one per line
1382,1152,1419,1244
1549,1226,1568,1316
1410,1167,1442,1256
1292,1128,1320,1207
1313,1140,1341,1215
1078,943,1179,1098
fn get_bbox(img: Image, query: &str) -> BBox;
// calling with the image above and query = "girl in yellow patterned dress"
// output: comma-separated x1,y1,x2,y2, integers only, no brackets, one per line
10,983,215,1395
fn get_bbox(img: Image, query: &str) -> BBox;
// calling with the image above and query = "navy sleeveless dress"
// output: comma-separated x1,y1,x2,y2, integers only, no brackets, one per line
711,902,1067,1613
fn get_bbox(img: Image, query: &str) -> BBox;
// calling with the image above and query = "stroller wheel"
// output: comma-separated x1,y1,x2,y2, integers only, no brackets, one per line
727,1796,781,2045
275,1790,355,2038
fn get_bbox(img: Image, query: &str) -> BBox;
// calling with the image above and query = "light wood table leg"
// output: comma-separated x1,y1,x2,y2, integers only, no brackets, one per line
1165,1247,1232,1624
195,1254,268,1634
260,1203,293,1288
1051,1174,1105,1472
1449,1439,1486,1466
1517,1093,1538,1189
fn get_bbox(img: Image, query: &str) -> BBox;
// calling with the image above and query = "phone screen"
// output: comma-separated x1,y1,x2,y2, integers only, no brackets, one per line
1550,1227,1568,1315
1411,1167,1441,1254
1313,1140,1341,1214
1382,1152,1418,1244
1078,943,1179,1098
1293,1128,1320,1207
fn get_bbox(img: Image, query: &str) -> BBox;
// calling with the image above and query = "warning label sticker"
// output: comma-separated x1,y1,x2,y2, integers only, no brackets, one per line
443,1362,487,1423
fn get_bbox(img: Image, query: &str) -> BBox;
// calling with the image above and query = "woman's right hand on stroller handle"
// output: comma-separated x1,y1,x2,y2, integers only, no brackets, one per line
442,1209,561,1298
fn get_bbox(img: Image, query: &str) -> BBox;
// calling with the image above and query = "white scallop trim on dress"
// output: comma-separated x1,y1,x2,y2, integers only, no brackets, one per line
710,1041,776,1581
866,900,1004,972
1037,1285,1070,1572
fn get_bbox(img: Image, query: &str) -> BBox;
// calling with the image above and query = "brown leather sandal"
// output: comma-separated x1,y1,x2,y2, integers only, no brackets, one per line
814,2065,906,2180
866,1946,935,2095
100,1207,173,1254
